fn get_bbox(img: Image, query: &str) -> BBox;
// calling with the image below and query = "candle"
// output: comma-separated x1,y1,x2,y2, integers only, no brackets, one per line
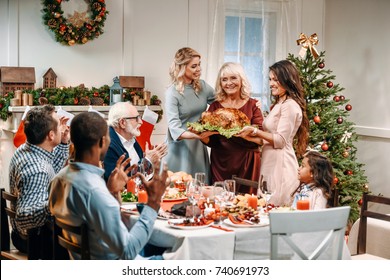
297,199,310,210
22,93,29,106
138,190,148,203
28,94,33,105
127,179,136,194
247,194,258,210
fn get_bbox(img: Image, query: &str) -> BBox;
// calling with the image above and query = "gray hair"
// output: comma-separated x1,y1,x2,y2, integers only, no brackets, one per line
107,101,133,127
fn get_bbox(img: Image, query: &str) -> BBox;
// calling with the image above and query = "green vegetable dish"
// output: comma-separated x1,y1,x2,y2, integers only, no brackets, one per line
121,191,138,202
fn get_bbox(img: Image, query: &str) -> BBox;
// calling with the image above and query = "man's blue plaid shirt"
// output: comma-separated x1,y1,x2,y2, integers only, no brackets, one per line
9,142,69,235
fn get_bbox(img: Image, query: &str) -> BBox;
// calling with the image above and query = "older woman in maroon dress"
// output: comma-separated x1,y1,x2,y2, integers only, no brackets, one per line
202,62,263,194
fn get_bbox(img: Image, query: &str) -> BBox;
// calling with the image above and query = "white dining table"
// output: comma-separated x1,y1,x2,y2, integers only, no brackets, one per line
127,215,352,260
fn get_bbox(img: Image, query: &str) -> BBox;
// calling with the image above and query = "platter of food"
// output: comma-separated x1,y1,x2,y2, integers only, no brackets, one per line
223,214,269,228
162,187,187,202
167,218,213,230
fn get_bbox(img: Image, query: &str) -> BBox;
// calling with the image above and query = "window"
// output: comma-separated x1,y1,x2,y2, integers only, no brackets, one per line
224,7,278,111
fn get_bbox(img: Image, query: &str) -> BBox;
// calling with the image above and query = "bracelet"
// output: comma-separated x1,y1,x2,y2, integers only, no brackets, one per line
252,128,258,136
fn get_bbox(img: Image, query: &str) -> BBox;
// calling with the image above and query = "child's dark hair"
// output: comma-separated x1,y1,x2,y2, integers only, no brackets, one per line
304,150,335,206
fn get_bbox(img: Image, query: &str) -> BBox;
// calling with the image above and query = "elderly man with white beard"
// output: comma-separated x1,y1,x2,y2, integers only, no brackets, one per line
103,101,167,182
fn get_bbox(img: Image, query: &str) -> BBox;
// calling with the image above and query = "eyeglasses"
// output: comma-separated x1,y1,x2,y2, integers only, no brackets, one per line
123,115,141,121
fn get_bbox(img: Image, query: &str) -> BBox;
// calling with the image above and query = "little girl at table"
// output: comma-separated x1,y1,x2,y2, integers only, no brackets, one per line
291,150,334,210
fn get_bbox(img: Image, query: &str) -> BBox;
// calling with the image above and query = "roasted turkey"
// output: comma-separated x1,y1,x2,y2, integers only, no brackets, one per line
187,108,251,138
200,108,250,129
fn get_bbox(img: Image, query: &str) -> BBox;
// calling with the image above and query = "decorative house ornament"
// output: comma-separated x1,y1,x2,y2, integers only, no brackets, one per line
41,0,109,46
43,68,57,88
0,67,36,96
110,77,123,105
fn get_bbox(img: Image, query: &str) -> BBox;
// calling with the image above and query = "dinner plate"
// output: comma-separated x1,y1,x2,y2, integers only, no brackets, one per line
120,204,139,215
162,197,188,202
167,219,212,230
223,217,269,228
157,210,180,220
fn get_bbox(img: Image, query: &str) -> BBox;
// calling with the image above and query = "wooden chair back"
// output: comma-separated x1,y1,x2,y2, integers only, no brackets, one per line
1,188,28,260
269,206,350,260
53,217,90,260
357,193,390,255
231,175,258,195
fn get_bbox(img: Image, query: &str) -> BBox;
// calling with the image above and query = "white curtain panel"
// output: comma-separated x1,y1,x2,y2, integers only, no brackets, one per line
206,0,301,111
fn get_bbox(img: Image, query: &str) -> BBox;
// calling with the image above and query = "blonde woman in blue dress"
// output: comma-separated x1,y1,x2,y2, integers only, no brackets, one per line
164,47,216,183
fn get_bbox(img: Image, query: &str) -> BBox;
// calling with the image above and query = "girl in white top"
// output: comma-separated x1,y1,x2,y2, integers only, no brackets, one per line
292,151,334,210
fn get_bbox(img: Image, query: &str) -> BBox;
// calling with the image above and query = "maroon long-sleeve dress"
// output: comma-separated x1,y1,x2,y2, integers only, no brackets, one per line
206,98,263,193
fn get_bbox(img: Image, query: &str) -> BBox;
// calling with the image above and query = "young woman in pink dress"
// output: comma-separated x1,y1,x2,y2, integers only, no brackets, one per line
237,60,309,206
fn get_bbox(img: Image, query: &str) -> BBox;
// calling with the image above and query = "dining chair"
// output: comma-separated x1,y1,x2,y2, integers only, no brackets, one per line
348,193,390,260
0,188,43,260
269,206,350,260
52,217,90,260
231,175,258,195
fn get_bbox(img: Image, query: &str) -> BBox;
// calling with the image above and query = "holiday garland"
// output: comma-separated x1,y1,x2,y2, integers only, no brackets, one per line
0,85,163,122
42,0,108,46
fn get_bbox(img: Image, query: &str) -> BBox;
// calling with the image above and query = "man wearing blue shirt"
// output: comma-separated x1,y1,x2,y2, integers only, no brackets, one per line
49,112,167,259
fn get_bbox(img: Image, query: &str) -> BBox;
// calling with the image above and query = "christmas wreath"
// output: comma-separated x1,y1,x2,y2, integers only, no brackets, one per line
41,0,108,46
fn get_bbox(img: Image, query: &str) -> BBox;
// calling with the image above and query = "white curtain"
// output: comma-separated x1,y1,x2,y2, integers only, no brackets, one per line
206,0,301,111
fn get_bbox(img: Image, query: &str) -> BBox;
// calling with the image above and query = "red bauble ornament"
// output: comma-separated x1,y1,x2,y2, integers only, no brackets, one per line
93,92,99,97
59,24,66,32
74,98,79,105
337,117,343,124
327,81,334,88
339,95,345,101
318,62,325,69
347,170,353,175
321,143,329,151
0,103,3,109
333,177,339,184
313,115,321,124
358,198,363,206
345,104,352,111
333,96,340,102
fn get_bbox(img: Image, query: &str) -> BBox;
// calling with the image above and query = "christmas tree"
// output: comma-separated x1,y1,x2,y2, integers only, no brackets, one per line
288,37,368,223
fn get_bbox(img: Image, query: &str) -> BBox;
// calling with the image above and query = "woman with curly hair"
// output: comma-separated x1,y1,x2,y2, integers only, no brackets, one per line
238,60,309,206
164,47,215,183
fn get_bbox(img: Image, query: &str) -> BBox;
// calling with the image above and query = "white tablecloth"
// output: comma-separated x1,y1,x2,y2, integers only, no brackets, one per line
129,216,351,260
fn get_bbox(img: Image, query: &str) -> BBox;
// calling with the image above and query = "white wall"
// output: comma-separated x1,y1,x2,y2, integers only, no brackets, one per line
1,0,389,198
325,0,390,197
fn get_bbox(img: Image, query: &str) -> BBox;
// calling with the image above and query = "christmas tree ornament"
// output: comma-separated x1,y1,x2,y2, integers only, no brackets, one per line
313,115,321,124
342,151,349,158
339,95,345,100
333,95,340,102
321,142,329,151
327,81,334,88
93,92,99,97
337,117,343,124
333,177,339,184
296,33,319,58
358,198,363,206
318,62,325,69
345,104,352,111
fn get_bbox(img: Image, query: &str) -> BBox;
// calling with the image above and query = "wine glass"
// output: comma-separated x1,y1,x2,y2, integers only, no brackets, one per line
130,158,154,191
186,179,200,219
224,179,236,205
257,175,275,212
194,172,206,187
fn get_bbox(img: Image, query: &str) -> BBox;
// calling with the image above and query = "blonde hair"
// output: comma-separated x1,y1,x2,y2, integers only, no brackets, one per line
214,62,251,102
169,47,202,94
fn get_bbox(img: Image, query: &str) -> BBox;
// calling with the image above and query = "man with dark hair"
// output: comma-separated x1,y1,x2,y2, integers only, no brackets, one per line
9,104,70,258
49,112,168,259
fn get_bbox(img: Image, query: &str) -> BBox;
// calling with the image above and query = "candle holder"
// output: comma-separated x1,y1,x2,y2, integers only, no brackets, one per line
109,76,124,105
